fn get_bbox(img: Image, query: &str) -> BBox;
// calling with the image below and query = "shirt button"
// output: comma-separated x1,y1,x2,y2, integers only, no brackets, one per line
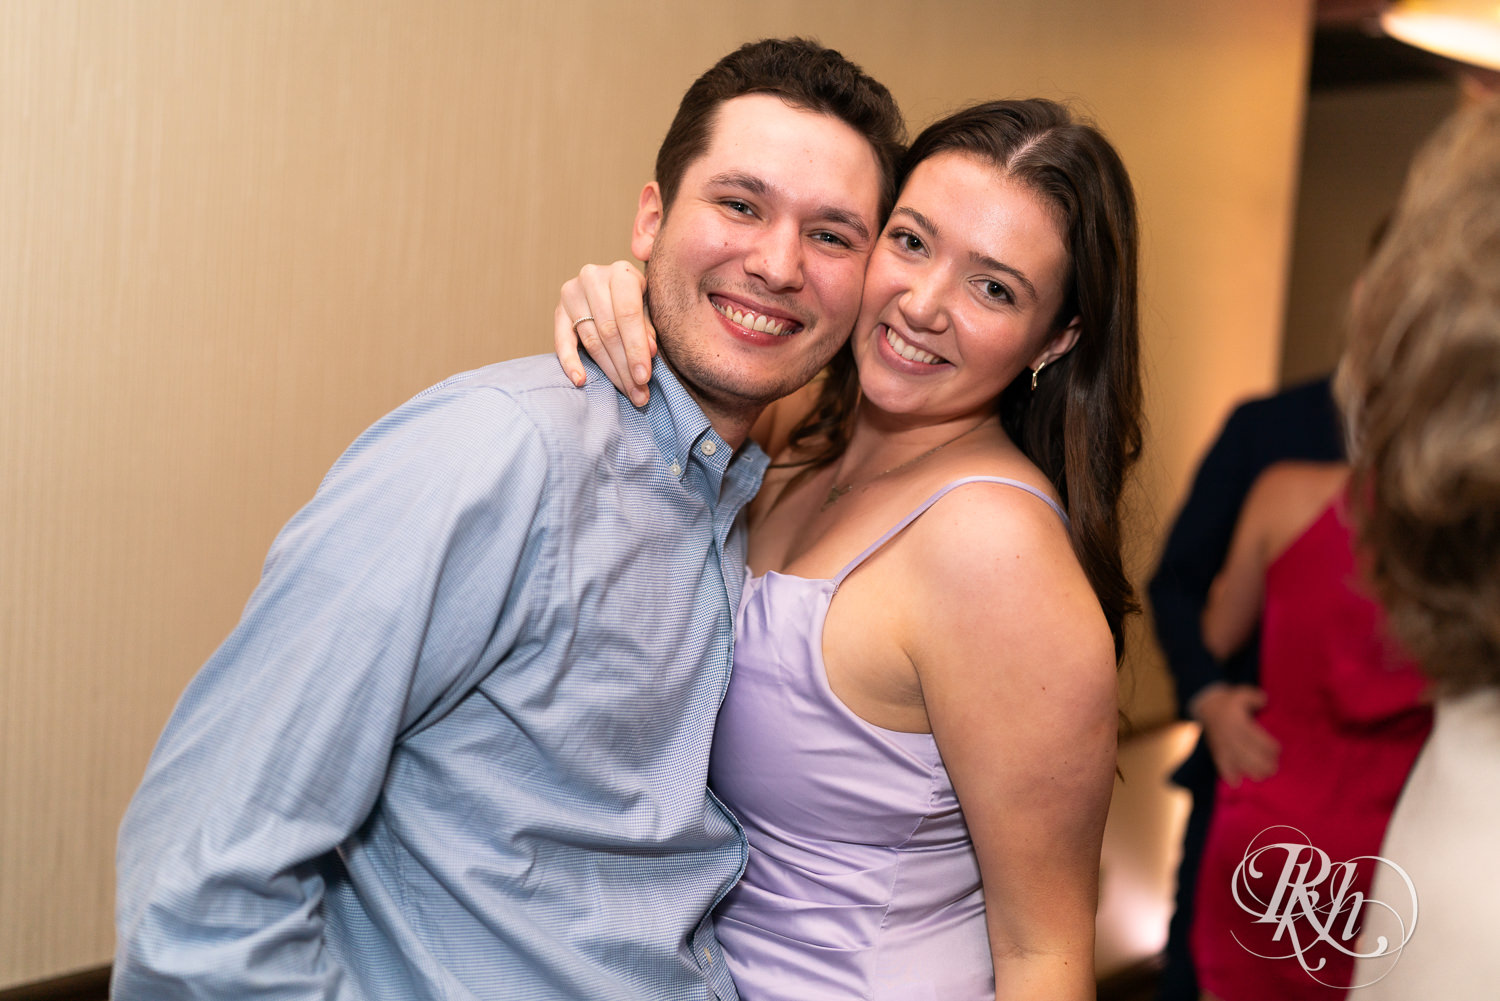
700,440,718,457
670,461,683,477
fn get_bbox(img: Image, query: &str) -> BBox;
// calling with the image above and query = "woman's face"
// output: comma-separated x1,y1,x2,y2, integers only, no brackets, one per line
851,151,1079,425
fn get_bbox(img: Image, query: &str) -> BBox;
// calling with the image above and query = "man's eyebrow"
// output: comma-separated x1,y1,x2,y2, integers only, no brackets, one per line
891,205,1038,302
706,171,872,243
707,171,772,198
819,207,871,243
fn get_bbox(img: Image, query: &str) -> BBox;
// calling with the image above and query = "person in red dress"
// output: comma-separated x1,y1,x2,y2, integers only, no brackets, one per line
1189,460,1432,1001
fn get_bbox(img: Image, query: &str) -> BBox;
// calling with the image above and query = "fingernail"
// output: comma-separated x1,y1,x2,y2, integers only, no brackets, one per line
633,364,649,384
570,370,586,387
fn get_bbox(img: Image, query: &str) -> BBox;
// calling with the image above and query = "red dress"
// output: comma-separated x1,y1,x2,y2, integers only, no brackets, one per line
1191,499,1432,1000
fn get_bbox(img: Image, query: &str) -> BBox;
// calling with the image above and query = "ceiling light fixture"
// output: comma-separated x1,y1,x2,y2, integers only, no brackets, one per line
1381,0,1500,71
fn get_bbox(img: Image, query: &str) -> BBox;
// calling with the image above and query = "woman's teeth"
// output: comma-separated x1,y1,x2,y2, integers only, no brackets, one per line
884,327,943,365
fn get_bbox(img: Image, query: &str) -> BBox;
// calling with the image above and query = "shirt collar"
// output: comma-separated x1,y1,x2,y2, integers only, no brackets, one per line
631,356,769,500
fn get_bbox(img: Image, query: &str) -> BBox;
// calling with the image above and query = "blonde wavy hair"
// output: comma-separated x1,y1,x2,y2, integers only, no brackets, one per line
1337,95,1500,694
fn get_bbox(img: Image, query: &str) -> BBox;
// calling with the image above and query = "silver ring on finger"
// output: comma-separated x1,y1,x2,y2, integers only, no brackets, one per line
572,315,597,335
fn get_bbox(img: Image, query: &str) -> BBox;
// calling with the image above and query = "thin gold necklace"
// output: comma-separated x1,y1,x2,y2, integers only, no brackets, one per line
820,419,990,511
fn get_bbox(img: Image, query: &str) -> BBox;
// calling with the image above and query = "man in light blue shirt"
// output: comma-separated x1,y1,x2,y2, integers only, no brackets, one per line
114,38,903,1001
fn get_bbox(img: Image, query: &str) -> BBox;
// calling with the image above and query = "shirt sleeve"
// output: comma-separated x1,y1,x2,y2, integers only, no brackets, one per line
113,383,550,1000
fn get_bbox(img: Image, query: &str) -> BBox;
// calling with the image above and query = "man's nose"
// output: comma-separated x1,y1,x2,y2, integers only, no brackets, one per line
746,222,805,293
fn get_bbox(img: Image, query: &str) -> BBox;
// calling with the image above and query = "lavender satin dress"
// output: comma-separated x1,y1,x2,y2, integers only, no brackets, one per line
709,477,1069,1001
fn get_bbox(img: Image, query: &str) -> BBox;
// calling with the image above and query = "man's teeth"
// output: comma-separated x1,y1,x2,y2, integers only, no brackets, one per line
885,327,943,365
714,301,793,335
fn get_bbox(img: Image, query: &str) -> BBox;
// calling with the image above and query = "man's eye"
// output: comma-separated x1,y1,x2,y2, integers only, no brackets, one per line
812,232,850,249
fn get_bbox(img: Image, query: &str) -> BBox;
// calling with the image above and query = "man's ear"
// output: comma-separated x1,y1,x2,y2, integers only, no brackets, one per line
1030,314,1082,371
631,182,665,262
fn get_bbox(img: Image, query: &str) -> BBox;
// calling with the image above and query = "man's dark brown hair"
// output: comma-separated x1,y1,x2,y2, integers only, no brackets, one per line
653,37,906,221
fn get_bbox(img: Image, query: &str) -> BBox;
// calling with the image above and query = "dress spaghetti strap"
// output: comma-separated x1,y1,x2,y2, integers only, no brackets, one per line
831,475,1068,587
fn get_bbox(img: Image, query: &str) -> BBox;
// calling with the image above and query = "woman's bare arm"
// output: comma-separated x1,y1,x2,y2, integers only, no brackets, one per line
1202,461,1347,659
1197,462,1347,784
903,485,1117,1000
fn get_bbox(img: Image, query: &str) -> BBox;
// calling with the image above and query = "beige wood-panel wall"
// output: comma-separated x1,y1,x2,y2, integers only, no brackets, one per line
0,0,1311,984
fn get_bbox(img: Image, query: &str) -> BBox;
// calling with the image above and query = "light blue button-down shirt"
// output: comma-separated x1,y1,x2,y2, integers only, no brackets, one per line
114,353,766,1001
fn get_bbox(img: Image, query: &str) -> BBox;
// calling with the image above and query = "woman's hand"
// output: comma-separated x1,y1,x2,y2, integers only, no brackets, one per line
554,261,656,406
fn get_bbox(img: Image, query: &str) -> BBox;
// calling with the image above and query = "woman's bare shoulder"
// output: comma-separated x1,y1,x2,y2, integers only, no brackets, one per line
1242,460,1348,560
900,480,1116,782
1251,459,1348,503
900,475,1111,668
907,469,1073,558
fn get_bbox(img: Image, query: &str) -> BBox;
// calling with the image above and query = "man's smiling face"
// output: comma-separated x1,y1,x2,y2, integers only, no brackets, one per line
631,93,883,443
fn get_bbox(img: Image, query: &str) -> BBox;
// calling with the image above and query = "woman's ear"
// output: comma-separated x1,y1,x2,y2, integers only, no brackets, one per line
1030,314,1082,371
631,182,665,262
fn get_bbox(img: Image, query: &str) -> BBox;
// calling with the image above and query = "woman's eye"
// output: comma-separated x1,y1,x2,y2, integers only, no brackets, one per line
980,280,1012,302
890,230,924,253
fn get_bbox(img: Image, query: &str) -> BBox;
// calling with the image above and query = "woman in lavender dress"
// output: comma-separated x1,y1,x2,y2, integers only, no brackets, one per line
557,100,1142,1000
